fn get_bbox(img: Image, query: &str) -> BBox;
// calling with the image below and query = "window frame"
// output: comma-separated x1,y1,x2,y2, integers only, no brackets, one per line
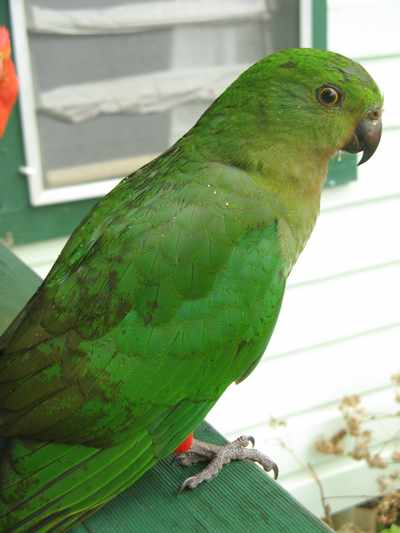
9,0,314,207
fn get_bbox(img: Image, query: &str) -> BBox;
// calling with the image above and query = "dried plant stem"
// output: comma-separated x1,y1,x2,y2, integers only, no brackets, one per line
307,462,334,528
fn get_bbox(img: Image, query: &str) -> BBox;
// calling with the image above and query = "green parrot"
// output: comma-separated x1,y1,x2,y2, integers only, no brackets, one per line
0,48,382,532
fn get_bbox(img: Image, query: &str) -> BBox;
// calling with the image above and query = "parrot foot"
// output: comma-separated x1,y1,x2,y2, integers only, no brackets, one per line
177,435,278,492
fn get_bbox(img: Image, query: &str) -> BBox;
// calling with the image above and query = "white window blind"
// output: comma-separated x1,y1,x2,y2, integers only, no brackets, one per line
11,0,303,206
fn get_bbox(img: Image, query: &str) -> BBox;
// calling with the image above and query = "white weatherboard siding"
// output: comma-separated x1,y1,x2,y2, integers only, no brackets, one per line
328,0,400,58
10,1,400,520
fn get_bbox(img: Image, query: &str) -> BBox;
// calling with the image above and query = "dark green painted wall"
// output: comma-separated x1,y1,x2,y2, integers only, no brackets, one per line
0,2,97,245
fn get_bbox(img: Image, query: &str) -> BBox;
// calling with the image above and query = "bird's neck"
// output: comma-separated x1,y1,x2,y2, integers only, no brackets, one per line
185,125,328,274
249,149,327,275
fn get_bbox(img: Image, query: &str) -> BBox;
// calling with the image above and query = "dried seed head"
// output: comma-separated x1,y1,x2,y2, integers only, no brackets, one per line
367,453,387,469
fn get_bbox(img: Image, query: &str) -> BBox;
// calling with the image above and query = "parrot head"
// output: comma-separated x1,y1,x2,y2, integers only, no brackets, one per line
273,48,383,166
254,47,383,166
0,26,18,138
196,48,383,173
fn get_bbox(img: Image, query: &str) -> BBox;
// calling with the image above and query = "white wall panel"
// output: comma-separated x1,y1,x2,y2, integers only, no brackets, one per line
328,0,400,58
223,386,400,477
271,262,400,356
293,194,400,285
207,325,400,433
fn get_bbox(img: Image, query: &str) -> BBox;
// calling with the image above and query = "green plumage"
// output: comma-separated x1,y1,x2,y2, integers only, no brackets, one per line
0,48,382,531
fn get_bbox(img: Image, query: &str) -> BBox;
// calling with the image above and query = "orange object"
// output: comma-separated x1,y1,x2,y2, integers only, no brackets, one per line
174,433,194,454
0,27,18,138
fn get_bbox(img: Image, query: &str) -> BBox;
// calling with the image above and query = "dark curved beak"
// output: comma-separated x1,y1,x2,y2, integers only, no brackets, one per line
342,112,382,165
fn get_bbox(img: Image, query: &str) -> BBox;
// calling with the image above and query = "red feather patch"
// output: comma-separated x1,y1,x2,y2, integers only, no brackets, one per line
174,433,194,454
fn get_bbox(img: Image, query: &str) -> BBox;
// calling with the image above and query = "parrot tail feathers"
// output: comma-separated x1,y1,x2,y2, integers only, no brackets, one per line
0,432,156,532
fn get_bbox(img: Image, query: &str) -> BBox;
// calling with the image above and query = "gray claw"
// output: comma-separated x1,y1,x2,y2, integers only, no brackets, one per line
179,475,199,493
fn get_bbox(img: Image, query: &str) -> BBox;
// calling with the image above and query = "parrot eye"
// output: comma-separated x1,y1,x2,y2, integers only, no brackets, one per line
316,85,342,107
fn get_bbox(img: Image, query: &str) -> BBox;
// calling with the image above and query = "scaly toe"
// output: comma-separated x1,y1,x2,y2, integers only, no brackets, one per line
176,436,279,493
233,446,279,479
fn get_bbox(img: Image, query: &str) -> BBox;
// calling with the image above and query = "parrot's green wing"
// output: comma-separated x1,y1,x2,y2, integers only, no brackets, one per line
0,157,286,531
0,155,285,447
